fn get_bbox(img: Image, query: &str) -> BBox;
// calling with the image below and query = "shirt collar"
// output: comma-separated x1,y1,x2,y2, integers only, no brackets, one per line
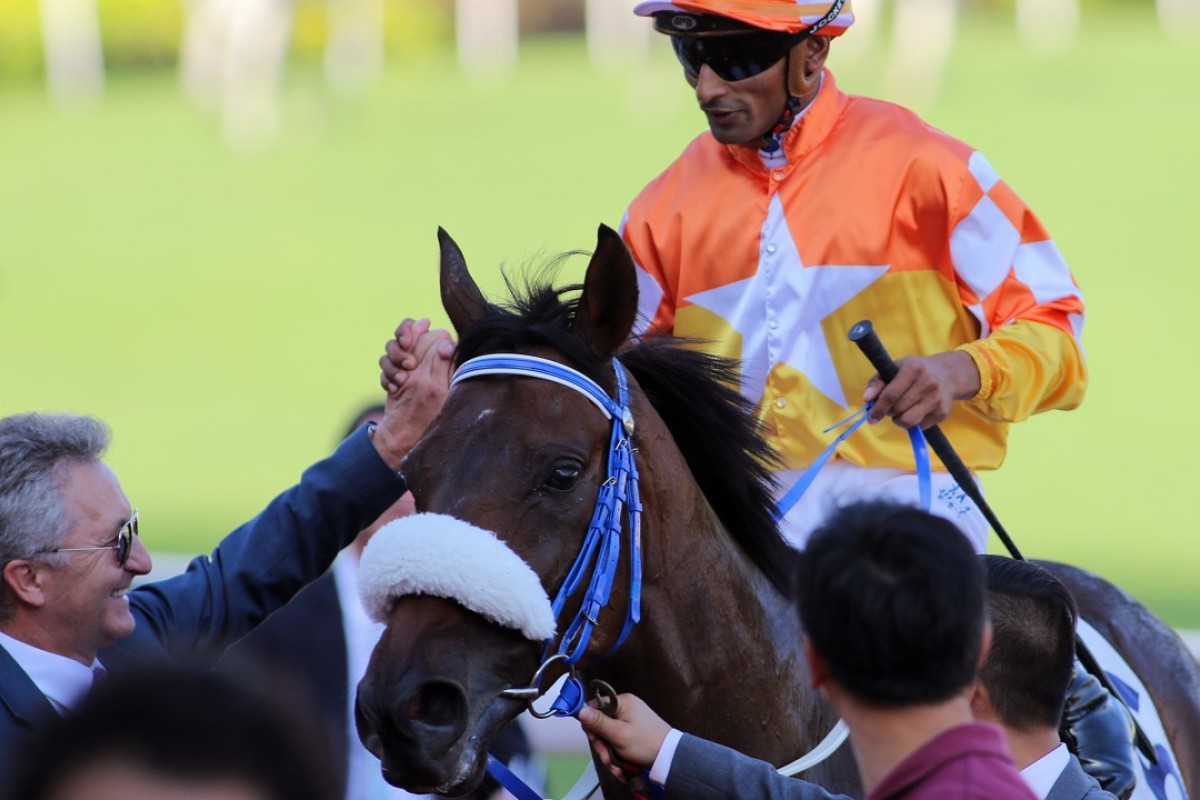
0,630,103,714
1020,742,1070,799
759,72,824,169
730,68,849,175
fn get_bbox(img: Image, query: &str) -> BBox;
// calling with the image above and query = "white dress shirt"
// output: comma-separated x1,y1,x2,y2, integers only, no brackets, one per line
0,630,102,714
1021,742,1071,800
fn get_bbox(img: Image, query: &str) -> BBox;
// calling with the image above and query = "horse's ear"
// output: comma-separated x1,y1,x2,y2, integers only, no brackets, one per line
439,227,489,337
573,224,639,356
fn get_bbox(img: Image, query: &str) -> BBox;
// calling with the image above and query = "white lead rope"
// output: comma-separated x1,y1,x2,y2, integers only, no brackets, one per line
776,719,849,776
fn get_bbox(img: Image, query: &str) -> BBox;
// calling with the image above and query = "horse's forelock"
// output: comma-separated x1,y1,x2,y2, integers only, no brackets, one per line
454,272,609,388
449,258,795,597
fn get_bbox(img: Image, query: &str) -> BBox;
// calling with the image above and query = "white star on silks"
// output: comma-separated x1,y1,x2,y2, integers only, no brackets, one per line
685,194,890,409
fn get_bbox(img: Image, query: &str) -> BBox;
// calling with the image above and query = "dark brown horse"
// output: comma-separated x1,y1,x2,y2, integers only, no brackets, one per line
355,225,1200,799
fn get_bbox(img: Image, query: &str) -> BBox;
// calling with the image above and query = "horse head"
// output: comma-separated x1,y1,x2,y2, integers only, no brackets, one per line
355,226,847,797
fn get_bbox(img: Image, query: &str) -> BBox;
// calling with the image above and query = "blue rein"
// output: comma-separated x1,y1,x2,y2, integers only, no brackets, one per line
772,402,932,521
451,354,643,717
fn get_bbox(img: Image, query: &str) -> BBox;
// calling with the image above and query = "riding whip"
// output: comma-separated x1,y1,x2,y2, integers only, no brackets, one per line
847,320,1156,764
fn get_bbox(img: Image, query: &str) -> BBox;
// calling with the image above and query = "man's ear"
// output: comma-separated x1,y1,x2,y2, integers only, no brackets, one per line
977,620,993,672
787,36,830,96
967,678,989,718
804,35,830,75
2,560,48,609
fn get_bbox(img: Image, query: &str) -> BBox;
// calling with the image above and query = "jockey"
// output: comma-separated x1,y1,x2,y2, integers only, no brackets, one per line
624,1,1133,794
622,0,1088,553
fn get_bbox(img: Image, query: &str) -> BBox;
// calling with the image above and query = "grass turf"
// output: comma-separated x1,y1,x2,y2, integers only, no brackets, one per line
1,5,1198,628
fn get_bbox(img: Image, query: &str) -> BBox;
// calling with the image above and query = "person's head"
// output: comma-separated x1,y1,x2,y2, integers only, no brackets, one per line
8,662,340,800
797,501,987,708
973,555,1078,732
634,0,853,145
0,413,151,662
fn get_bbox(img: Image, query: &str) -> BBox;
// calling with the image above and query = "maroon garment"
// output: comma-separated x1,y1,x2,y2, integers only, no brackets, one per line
867,723,1037,800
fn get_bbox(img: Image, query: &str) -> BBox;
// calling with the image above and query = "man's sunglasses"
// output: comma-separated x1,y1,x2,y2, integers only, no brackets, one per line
670,30,810,83
48,508,140,567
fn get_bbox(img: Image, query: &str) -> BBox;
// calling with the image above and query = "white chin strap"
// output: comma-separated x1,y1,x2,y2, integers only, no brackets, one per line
358,513,557,643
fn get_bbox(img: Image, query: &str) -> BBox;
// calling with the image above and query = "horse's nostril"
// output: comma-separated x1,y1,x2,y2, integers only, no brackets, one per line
409,681,465,727
405,681,468,756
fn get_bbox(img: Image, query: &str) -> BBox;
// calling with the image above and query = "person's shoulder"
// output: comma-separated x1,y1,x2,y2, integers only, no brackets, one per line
630,131,732,200
1045,754,1118,800
840,92,976,167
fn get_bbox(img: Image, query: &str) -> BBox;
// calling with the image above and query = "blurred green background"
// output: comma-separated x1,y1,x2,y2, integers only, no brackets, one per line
1,0,1198,645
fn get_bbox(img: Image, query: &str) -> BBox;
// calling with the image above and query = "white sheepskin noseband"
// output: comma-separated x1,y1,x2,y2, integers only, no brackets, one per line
358,512,557,642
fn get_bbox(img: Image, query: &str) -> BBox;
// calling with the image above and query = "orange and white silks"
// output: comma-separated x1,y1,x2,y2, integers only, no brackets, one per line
621,70,1086,476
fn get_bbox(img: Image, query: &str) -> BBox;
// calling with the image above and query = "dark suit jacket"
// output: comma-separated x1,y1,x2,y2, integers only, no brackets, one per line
1046,754,1118,800
0,428,405,780
226,570,351,787
666,734,852,800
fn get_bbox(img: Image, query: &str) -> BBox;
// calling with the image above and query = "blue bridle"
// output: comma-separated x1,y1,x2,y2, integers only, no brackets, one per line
450,354,643,718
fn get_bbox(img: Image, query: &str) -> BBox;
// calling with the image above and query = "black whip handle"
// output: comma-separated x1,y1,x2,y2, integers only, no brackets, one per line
847,320,1024,560
846,319,1157,764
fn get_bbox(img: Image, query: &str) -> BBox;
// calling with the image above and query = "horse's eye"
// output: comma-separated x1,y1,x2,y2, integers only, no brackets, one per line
544,463,582,492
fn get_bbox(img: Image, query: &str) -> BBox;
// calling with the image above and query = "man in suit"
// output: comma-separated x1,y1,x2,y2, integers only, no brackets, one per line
578,545,1119,799
579,501,1036,799
228,404,543,800
972,556,1117,800
0,320,452,782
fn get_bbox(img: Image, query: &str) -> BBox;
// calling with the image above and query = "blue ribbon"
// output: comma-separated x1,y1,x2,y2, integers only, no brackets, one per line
773,402,932,522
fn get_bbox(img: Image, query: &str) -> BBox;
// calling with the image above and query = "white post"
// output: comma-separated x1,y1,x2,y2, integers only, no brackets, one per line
39,0,105,107
1157,0,1200,38
1017,0,1079,54
585,0,650,72
833,0,883,60
324,0,384,94
218,0,294,151
880,0,957,109
456,0,518,82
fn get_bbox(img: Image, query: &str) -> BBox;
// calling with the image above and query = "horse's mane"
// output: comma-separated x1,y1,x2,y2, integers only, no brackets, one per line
455,266,796,596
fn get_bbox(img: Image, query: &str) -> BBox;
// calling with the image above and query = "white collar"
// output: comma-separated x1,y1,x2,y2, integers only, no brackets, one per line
759,72,825,169
0,630,103,713
1020,742,1070,800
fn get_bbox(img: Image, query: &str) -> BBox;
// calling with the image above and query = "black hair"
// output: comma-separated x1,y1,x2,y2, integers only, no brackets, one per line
979,555,1078,730
797,501,986,706
8,663,340,800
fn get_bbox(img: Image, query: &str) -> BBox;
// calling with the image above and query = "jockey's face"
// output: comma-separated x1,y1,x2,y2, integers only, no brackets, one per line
683,35,828,146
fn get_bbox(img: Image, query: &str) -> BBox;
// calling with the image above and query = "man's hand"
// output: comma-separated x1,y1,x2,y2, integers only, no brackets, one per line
577,693,671,782
379,318,456,393
372,320,455,469
863,350,980,430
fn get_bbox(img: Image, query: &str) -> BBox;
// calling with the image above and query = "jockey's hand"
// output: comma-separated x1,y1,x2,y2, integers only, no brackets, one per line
863,350,981,430
372,323,454,469
578,693,670,781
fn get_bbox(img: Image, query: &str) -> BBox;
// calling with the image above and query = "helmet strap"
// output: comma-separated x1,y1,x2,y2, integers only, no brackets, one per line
758,50,804,154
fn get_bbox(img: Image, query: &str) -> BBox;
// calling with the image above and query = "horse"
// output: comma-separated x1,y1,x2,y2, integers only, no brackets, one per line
354,224,1200,799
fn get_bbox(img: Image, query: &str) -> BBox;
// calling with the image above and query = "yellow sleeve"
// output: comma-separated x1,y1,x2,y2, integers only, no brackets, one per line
958,320,1087,423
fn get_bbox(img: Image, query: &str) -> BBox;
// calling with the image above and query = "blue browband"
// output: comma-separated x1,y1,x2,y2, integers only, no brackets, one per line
451,354,643,716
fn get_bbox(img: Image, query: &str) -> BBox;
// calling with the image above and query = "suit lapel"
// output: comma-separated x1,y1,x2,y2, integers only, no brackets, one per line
0,643,59,731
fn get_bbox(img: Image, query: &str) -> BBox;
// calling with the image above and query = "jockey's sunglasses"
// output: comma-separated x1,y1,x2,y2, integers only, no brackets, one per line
670,30,810,83
47,508,139,567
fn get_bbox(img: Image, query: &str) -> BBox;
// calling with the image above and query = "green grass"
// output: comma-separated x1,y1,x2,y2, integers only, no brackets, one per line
2,8,1199,626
